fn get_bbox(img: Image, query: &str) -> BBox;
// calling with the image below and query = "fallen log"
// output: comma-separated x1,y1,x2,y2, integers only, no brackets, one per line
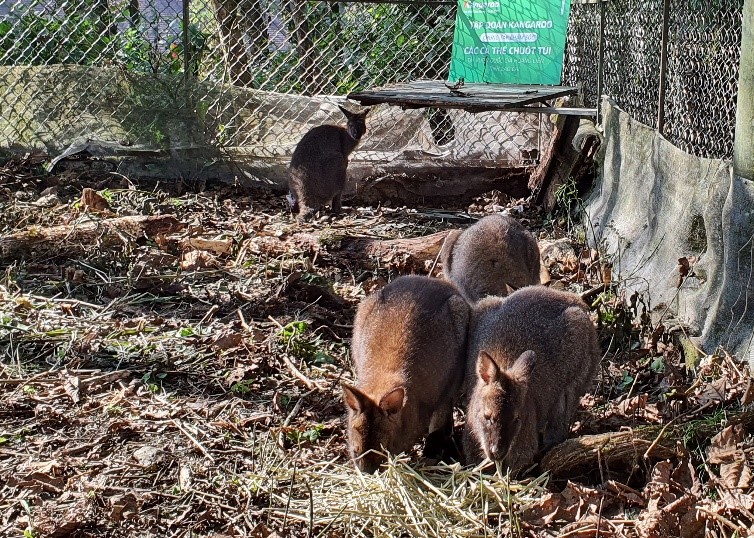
542,410,754,477
251,229,453,273
1,214,184,261
540,428,680,477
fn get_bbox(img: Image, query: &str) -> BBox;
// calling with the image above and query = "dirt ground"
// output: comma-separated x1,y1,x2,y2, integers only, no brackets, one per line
1,156,753,538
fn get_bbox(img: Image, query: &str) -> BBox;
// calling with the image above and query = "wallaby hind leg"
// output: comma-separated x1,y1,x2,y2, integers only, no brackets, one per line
297,205,317,222
331,193,343,215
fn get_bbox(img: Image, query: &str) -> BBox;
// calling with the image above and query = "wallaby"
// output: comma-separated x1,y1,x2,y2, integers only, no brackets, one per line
441,214,541,302
463,286,600,471
288,105,369,221
342,275,470,473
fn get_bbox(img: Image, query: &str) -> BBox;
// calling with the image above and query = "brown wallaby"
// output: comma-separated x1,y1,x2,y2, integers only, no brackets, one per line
463,286,600,471
288,105,369,221
441,214,541,302
342,275,470,473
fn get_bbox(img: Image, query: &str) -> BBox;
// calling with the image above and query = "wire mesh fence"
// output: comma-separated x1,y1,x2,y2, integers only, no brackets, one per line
0,0,557,169
0,0,745,167
563,0,743,159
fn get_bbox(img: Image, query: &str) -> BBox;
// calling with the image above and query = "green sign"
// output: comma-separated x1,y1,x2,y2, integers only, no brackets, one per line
449,0,572,84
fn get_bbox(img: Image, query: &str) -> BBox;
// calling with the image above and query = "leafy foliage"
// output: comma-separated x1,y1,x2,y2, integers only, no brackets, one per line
252,2,455,94
0,6,208,74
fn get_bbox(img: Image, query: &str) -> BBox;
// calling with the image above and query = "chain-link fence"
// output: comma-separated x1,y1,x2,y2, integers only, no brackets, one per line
564,0,743,159
0,0,744,173
0,0,562,176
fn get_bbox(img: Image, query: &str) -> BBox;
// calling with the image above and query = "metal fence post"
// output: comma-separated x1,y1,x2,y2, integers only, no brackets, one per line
657,0,670,134
183,0,192,80
597,0,606,126
734,0,753,180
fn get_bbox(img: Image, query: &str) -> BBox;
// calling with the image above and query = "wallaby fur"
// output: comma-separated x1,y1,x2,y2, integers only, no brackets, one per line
343,275,470,473
463,286,600,472
288,105,369,220
441,214,541,302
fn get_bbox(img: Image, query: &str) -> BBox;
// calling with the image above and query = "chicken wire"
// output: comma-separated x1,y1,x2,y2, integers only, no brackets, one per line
0,0,744,166
563,0,743,159
0,0,553,167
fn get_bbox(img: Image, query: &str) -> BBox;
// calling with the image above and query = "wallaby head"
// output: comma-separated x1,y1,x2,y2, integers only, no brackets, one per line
338,105,369,142
471,350,535,462
441,215,540,302
344,275,470,473
342,382,407,473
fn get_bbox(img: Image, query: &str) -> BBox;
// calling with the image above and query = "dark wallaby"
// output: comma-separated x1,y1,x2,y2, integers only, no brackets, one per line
463,286,600,472
441,214,541,302
288,105,369,220
343,275,470,473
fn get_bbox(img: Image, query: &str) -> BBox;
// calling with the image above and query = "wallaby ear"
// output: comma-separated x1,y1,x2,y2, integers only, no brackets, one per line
338,104,362,120
342,383,369,413
509,350,536,384
379,386,406,415
440,229,463,276
477,351,500,384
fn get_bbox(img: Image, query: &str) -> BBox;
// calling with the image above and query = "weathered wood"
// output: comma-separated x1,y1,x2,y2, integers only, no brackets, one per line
0,215,184,260
339,230,451,264
353,166,532,204
252,230,453,272
542,410,754,477
540,428,680,477
348,81,577,112
530,113,601,212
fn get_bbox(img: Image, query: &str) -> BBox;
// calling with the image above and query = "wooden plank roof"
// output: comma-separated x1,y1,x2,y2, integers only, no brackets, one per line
348,80,578,112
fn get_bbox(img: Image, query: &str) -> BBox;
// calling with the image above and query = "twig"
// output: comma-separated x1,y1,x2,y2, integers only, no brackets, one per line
284,389,317,427
198,304,219,328
283,460,298,531
580,283,608,304
237,308,251,333
697,506,745,533
596,495,605,538
428,233,448,277
80,370,131,388
559,524,598,538
26,293,104,310
643,401,713,460
171,419,215,462
0,371,56,385
281,354,324,391
191,489,236,511
306,480,314,538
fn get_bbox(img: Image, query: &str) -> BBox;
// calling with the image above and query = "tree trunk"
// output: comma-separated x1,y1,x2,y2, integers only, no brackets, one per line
212,0,267,86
